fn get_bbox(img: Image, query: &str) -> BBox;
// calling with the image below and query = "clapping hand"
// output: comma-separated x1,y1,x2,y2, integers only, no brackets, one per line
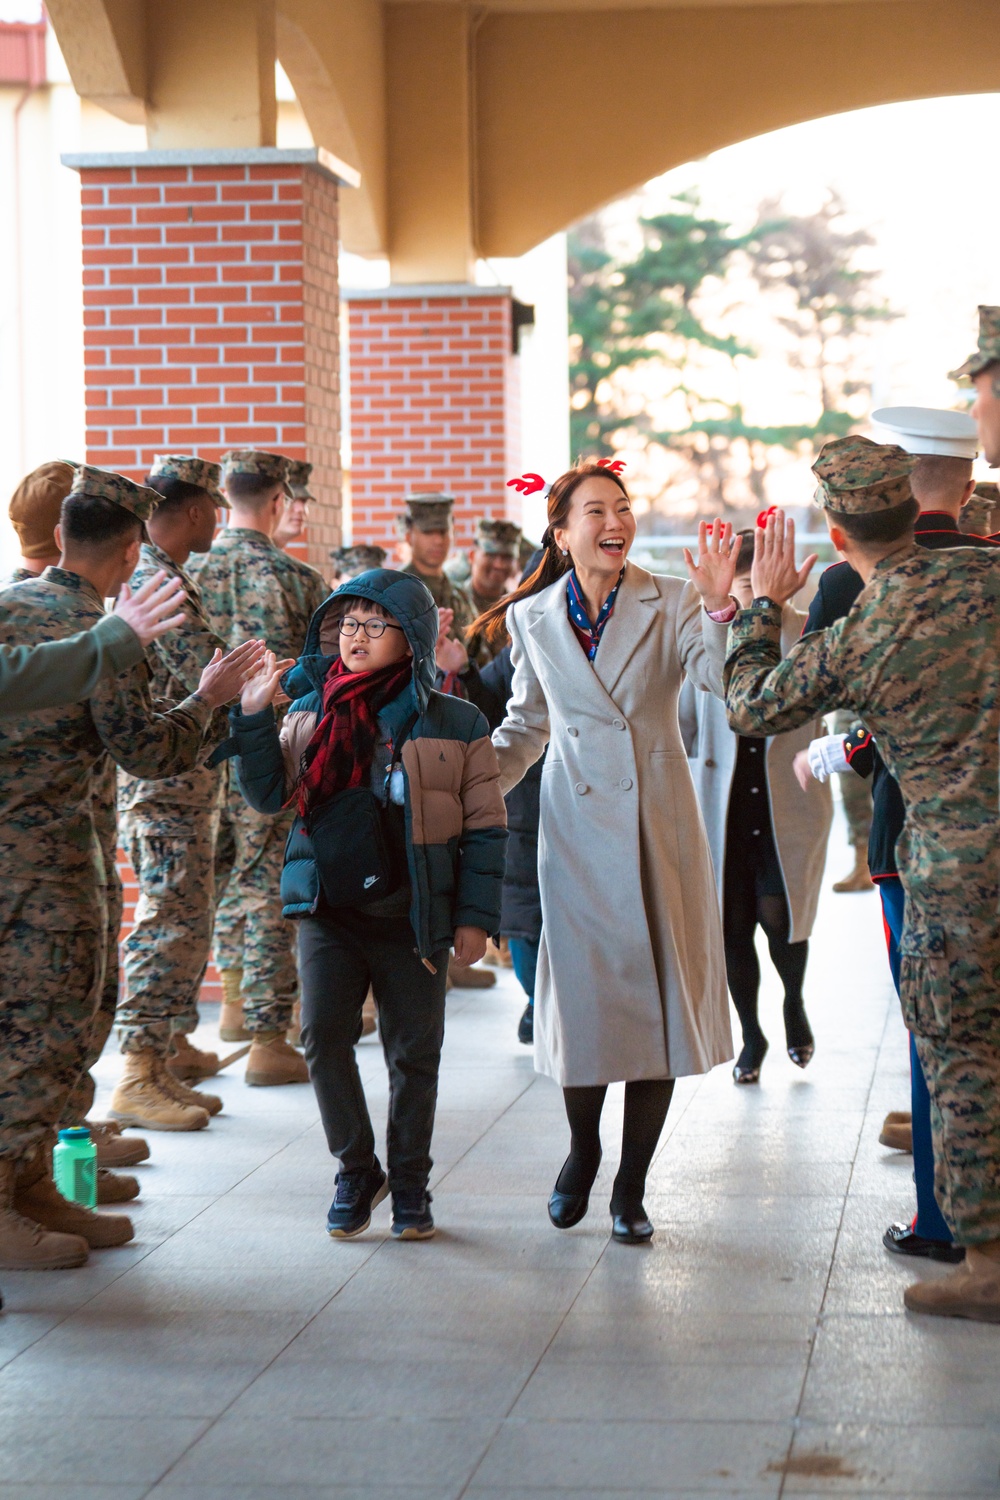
195,640,268,708
750,509,817,606
240,650,296,715
436,606,469,675
683,520,741,612
114,571,187,645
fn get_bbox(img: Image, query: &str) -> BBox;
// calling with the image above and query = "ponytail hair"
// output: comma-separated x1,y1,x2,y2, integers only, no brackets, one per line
470,461,631,649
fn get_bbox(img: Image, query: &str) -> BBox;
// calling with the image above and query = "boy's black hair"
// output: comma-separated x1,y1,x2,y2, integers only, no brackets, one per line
832,498,919,547
60,494,143,549
145,475,211,514
332,593,394,621
225,472,283,504
734,527,755,578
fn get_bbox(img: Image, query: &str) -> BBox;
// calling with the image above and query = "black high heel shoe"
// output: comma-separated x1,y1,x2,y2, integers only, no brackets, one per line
548,1152,601,1230
733,1035,768,1085
783,1001,814,1070
611,1203,654,1244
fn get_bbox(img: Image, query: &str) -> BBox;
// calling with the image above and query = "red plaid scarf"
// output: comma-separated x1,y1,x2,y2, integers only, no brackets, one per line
297,655,412,816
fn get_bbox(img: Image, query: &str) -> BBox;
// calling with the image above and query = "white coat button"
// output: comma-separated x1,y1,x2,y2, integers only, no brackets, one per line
612,718,626,730
620,777,633,790
752,829,760,836
575,782,588,795
751,787,759,794
567,726,579,737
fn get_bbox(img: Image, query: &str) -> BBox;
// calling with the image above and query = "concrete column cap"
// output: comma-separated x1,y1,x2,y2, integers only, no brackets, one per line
61,146,359,189
341,284,512,301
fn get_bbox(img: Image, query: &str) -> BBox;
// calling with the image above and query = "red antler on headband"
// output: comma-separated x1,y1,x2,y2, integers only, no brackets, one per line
596,459,626,474
507,472,545,495
756,505,778,529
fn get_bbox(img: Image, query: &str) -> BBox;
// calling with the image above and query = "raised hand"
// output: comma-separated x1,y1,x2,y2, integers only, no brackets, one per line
683,519,742,611
195,639,267,708
750,509,817,606
114,571,187,646
239,650,296,715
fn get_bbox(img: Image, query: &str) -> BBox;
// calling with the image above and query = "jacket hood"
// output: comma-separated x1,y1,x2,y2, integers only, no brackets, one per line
281,568,438,724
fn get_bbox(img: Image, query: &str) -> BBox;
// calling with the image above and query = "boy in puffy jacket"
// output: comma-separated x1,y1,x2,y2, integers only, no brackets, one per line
230,569,506,1240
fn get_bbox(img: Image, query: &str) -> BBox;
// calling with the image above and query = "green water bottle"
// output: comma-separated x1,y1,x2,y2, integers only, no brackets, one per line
53,1127,97,1209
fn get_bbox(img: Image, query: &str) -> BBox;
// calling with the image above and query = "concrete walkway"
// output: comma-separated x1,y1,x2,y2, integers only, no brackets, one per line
2,840,999,1498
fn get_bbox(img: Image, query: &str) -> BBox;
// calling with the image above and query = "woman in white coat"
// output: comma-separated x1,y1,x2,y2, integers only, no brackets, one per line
679,533,833,1085
475,462,739,1244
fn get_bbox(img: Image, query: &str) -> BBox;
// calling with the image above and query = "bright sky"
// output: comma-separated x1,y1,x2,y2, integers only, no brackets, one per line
596,92,1000,512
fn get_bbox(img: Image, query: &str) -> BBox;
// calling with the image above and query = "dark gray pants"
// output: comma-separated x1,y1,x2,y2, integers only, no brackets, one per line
297,911,448,1192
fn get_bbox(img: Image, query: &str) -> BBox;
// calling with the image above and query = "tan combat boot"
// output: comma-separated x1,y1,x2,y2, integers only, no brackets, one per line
245,1031,310,1086
833,846,875,893
0,1159,88,1270
159,1066,223,1117
447,957,497,990
167,1033,221,1080
14,1168,134,1249
85,1119,150,1169
97,1168,140,1203
219,967,251,1042
904,1245,1000,1323
109,1052,210,1132
361,988,377,1039
879,1121,913,1152
287,1001,302,1047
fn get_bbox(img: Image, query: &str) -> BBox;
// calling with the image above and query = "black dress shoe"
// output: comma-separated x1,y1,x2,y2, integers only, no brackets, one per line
883,1221,965,1264
733,1036,768,1085
517,1000,534,1046
611,1206,654,1244
787,1044,814,1069
548,1151,601,1229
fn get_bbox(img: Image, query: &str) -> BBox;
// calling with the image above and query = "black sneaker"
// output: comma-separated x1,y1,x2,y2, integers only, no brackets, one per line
391,1187,435,1240
327,1163,388,1239
883,1221,965,1264
517,1000,534,1046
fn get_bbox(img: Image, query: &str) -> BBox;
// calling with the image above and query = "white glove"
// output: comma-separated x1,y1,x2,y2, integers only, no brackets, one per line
806,733,850,783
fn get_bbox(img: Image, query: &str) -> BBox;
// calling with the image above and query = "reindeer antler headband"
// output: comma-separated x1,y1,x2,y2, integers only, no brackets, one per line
506,459,627,499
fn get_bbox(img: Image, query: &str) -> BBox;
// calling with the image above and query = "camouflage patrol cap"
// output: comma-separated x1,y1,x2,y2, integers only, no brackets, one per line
147,454,228,507
286,461,314,501
475,517,521,558
949,306,1000,383
400,493,455,536
221,449,292,497
811,436,916,514
960,481,1000,537
9,460,76,559
69,465,161,522
331,543,387,579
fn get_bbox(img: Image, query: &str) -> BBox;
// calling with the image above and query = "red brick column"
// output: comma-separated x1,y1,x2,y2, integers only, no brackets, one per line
63,147,346,573
62,147,350,1005
344,286,521,550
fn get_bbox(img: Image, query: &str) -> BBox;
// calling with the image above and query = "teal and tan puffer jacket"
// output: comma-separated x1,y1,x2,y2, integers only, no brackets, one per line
229,568,507,959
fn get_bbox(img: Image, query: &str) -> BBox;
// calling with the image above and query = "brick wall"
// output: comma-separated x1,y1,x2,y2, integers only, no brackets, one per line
345,291,521,550
74,154,343,1006
78,158,341,575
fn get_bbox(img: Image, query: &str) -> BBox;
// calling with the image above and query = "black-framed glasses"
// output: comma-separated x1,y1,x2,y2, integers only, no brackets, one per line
339,616,405,640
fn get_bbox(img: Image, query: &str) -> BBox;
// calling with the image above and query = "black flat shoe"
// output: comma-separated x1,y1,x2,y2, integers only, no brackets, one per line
787,1044,814,1069
548,1151,601,1230
733,1036,768,1085
883,1221,965,1264
611,1206,654,1244
783,1001,814,1069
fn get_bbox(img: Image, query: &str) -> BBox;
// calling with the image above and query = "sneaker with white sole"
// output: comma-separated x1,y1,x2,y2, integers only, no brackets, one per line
391,1188,435,1240
326,1164,389,1239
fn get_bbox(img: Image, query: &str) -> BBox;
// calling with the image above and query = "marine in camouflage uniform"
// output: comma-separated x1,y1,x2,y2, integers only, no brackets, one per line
0,469,213,1174
724,436,1000,1316
193,450,327,1039
465,517,520,666
116,457,230,1060
400,494,476,644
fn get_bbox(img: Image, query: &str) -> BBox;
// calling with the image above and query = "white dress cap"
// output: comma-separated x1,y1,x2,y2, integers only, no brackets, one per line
871,406,978,459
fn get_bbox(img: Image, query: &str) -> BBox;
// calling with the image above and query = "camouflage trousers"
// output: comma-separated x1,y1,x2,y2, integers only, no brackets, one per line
118,802,220,1054
831,710,873,847
0,907,104,1163
63,875,123,1124
901,915,1000,1246
213,786,297,1033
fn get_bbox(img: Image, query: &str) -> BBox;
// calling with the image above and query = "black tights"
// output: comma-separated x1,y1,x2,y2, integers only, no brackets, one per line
556,1079,675,1212
723,883,812,1060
